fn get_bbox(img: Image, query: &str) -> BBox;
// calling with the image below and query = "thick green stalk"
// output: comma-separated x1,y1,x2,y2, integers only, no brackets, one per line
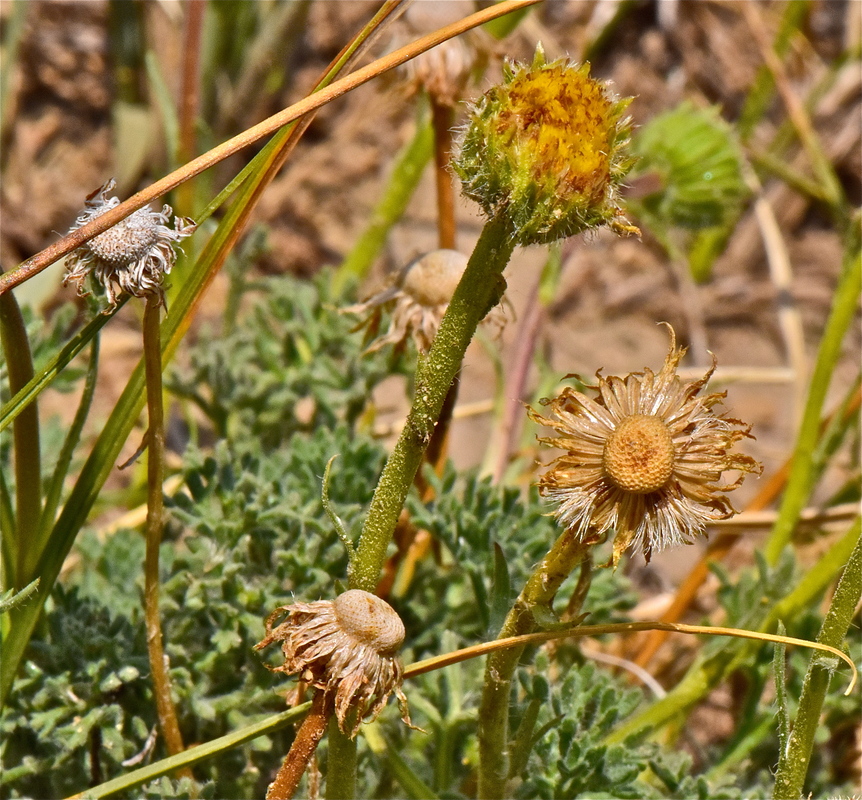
349,215,516,593
765,235,861,563
773,532,862,800
142,297,185,759
0,283,40,586
478,529,591,799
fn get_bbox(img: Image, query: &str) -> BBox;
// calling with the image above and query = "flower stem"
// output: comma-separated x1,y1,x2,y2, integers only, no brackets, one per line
266,692,332,800
772,531,862,800
431,96,456,250
142,296,186,760
325,716,358,800
350,215,516,593
477,529,592,799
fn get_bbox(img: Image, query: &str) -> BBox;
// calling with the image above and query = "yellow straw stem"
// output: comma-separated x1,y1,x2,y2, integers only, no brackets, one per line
404,620,857,695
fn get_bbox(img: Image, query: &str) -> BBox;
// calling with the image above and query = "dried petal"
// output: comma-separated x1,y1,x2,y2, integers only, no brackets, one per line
529,325,762,563
255,590,413,738
63,179,196,310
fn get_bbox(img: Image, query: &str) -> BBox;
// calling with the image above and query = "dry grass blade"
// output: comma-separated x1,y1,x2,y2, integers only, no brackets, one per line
404,621,858,694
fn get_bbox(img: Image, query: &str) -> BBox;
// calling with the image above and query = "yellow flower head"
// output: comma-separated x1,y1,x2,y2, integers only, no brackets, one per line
528,326,761,565
453,46,638,246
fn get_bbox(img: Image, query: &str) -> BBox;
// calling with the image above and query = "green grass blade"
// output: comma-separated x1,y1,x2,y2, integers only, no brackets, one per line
36,336,100,549
605,517,860,744
773,531,862,799
65,704,310,800
765,233,862,563
333,114,434,295
0,300,125,435
0,281,41,586
144,50,181,172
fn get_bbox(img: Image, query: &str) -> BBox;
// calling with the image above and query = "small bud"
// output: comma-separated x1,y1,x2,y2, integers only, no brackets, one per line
453,45,638,246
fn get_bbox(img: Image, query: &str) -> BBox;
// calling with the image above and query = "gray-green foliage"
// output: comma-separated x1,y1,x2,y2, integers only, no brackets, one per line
515,657,739,800
1,587,151,799
167,270,407,446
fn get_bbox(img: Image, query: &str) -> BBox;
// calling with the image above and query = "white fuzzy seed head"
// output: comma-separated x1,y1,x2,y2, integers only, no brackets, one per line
63,179,196,310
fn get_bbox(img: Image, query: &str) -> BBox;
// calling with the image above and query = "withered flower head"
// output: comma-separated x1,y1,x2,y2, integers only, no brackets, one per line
63,179,196,310
398,3,487,106
528,326,761,564
254,589,413,738
343,249,506,354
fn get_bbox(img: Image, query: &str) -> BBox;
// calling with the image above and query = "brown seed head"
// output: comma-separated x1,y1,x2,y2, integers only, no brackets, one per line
602,414,675,494
255,590,413,738
63,179,196,310
528,325,762,564
332,590,405,656
342,249,507,354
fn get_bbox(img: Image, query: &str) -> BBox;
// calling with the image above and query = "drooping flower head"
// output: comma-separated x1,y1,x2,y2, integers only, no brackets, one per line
453,45,639,246
254,590,413,738
63,179,196,310
528,326,761,564
343,249,506,354
395,3,490,107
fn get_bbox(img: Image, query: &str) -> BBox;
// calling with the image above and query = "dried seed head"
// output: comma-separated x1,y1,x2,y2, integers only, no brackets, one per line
255,590,413,738
528,325,762,564
343,249,507,354
63,179,196,310
602,414,676,494
453,45,639,245
332,590,405,655
398,3,487,106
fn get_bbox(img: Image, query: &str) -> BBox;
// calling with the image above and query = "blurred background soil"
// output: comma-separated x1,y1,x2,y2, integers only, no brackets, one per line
1,0,860,758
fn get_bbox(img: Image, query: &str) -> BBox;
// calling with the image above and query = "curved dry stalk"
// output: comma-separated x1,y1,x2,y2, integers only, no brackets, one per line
0,0,541,296
631,385,861,669
402,620,858,694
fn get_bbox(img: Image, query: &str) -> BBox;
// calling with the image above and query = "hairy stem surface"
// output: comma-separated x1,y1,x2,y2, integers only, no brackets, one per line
143,297,186,760
350,215,516,593
773,531,862,799
478,529,592,798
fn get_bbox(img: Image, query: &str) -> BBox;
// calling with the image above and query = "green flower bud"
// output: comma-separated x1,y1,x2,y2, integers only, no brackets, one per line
453,46,639,246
